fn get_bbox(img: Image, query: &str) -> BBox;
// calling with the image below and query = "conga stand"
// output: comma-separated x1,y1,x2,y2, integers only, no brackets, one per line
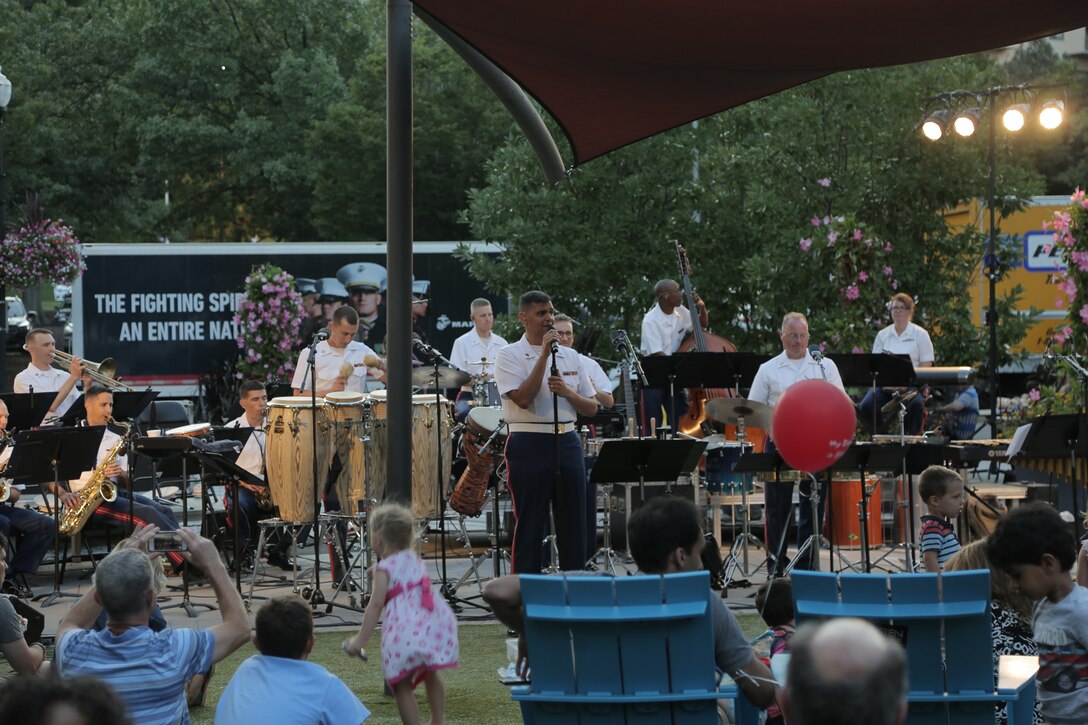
719,422,768,586
303,334,326,607
9,426,103,608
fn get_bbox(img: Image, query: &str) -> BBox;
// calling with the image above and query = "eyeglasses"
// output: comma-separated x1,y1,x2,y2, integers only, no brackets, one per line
783,333,809,341
556,331,575,338
889,305,910,312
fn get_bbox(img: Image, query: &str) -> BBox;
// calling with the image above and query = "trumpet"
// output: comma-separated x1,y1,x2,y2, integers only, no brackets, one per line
51,350,133,391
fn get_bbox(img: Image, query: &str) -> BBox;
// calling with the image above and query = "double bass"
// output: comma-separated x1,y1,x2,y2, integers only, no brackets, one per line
673,241,736,437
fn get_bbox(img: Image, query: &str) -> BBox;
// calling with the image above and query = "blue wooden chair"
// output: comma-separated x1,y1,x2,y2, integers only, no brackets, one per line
790,570,1037,725
511,571,760,724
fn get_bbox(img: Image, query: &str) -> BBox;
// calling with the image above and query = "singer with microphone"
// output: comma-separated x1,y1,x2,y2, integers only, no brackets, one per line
494,291,599,575
291,306,385,397
748,312,846,575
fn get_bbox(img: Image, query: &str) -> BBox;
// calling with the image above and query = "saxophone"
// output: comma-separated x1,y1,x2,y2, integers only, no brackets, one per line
1,431,12,502
58,418,130,535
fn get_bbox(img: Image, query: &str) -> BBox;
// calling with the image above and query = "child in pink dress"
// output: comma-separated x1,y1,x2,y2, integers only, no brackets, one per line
343,503,459,725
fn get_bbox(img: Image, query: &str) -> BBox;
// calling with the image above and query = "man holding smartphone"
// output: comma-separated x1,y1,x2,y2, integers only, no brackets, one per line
55,525,251,724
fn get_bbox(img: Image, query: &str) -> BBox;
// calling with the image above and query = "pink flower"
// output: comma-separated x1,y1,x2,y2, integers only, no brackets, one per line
883,266,893,277
811,216,821,227
853,229,863,241
891,279,899,290
884,242,893,252
827,231,838,246
823,216,831,225
799,238,813,252
1057,296,1066,309
818,341,828,352
1029,388,1041,401
852,346,865,354
857,271,869,282
844,285,860,300
817,178,831,188
1079,305,1088,326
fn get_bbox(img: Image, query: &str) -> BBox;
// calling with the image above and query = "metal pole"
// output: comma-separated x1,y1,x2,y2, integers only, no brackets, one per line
987,91,999,437
0,106,7,388
386,0,414,506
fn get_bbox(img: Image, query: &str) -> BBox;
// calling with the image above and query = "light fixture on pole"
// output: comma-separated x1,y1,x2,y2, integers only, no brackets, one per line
0,66,12,389
920,84,1065,437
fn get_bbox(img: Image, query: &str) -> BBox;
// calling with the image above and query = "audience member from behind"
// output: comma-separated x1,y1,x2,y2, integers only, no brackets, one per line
217,595,370,724
784,617,907,725
755,577,795,725
483,496,777,710
0,531,47,675
0,674,130,725
55,525,250,725
918,465,964,572
343,503,458,725
988,503,1088,724
945,539,1043,725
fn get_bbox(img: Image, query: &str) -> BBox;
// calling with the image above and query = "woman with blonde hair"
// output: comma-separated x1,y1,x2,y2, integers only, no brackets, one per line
945,538,1041,725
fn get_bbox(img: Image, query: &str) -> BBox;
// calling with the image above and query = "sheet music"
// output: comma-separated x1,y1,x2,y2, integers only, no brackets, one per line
1005,423,1033,460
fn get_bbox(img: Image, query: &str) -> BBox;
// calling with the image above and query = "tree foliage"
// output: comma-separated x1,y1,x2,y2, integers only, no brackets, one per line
464,55,1054,369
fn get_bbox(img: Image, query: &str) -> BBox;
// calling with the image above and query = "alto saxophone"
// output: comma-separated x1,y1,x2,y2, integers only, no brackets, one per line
0,431,12,502
58,418,130,535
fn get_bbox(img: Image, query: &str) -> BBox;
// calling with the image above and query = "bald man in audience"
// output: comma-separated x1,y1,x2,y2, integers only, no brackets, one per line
783,617,907,725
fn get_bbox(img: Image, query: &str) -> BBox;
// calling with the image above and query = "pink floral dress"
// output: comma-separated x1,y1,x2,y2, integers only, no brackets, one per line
377,549,459,687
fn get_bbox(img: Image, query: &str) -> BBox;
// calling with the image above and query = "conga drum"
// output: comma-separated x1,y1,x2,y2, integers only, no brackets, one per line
325,391,369,514
824,475,882,548
265,396,331,522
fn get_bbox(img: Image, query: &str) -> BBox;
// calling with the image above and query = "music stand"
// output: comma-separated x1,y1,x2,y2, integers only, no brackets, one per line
0,393,54,432
828,353,913,432
642,353,742,436
828,444,906,572
56,390,158,428
1013,413,1086,538
8,426,105,607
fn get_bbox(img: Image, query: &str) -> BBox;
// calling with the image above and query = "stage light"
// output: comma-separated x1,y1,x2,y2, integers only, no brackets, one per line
921,110,949,141
1039,100,1065,130
1002,104,1029,132
953,108,981,137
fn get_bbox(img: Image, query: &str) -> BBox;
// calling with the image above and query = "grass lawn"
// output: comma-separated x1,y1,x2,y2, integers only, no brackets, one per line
190,613,767,724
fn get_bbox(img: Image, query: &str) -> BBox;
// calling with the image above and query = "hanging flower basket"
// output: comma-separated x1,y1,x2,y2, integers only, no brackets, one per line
0,219,85,289
232,263,306,383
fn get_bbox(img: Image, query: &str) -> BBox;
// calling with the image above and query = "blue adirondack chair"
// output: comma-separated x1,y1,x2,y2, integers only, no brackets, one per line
511,571,761,724
790,570,1037,725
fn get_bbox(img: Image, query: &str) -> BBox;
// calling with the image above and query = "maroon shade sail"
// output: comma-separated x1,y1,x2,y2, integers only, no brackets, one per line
411,0,1085,165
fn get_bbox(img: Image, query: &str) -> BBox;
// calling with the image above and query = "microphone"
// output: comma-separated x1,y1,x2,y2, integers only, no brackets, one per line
412,335,455,367
314,327,331,342
808,344,823,363
546,325,560,356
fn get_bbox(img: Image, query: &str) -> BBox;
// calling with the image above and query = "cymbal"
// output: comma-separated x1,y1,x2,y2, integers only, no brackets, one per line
880,389,918,415
411,366,471,389
704,398,772,428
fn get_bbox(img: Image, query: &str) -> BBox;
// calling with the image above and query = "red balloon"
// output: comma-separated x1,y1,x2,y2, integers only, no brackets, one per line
772,379,856,474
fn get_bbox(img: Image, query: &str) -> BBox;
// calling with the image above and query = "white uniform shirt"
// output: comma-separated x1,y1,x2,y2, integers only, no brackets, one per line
748,350,846,409
449,329,508,391
70,428,128,493
226,414,265,480
291,340,380,394
579,353,611,396
872,322,935,367
495,336,595,432
640,304,695,356
13,363,80,418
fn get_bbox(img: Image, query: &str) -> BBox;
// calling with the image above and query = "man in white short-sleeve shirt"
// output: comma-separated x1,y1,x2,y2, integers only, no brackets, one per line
449,298,508,419
748,312,846,575
494,291,598,574
13,328,83,424
291,306,385,396
639,279,706,433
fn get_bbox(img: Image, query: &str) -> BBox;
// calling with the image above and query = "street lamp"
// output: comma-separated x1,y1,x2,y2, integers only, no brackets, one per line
921,84,1065,437
0,66,11,389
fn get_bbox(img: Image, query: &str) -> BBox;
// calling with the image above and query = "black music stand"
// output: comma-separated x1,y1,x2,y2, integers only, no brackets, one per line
643,353,763,437
190,443,263,596
0,393,53,432
1013,413,1086,539
828,353,913,432
590,438,707,502
56,390,158,428
8,426,105,607
828,444,906,572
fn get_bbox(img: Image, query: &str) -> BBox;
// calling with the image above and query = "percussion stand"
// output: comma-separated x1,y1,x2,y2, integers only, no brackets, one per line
720,418,767,585
302,333,326,608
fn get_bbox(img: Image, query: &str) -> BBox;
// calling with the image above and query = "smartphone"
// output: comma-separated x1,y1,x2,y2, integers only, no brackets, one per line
149,531,188,553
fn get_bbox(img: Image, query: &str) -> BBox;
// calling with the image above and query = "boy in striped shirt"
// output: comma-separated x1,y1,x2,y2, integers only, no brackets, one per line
919,465,964,572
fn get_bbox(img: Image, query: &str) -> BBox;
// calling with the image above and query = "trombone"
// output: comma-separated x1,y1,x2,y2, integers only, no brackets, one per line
52,350,133,391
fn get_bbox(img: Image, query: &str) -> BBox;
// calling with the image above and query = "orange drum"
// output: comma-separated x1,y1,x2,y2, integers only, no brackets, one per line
824,476,882,548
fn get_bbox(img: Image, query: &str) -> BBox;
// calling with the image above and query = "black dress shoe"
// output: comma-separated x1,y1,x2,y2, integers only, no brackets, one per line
265,550,295,571
1,580,32,599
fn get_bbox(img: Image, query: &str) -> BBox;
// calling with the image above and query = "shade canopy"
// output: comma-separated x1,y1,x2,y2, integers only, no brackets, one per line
412,0,1084,165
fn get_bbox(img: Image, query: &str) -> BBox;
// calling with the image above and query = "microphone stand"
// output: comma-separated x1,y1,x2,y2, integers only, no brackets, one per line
304,332,324,606
545,343,562,573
